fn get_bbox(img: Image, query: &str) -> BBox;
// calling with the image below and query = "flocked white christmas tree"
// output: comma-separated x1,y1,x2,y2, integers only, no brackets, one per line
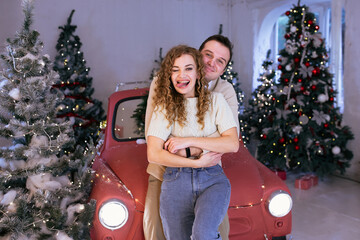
0,1,95,239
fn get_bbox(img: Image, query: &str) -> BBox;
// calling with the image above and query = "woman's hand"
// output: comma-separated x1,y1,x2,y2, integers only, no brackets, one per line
164,137,190,153
195,152,223,168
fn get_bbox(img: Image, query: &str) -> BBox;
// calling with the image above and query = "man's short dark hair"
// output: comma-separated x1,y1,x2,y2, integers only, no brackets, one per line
199,34,233,63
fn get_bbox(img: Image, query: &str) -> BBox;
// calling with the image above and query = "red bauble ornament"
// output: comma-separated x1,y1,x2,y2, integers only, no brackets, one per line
278,57,282,62
300,86,305,92
284,78,289,83
305,62,310,67
311,85,317,91
278,65,283,70
284,34,290,39
285,11,290,16
330,97,334,102
315,25,319,30
295,145,300,150
312,67,320,75
298,78,303,83
324,123,329,128
294,58,300,63
308,20,313,25
330,88,334,93
279,137,285,144
262,134,267,139
293,137,299,143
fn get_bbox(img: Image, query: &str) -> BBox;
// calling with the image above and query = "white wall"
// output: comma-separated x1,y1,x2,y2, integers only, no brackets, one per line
343,0,360,181
0,0,229,109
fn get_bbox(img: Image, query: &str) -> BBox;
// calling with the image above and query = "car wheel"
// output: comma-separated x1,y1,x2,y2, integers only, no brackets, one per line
272,236,287,240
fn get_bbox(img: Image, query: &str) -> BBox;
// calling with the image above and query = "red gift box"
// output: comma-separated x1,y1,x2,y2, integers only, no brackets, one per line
309,174,318,186
295,176,312,190
272,169,287,180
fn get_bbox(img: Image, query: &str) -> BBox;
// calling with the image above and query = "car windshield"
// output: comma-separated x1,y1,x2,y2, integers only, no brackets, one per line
113,96,146,141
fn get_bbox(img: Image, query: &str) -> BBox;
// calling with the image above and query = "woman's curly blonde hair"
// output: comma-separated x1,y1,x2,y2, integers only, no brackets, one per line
153,45,211,129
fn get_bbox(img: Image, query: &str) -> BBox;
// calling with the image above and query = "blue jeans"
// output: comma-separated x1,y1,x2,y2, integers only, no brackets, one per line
160,165,231,240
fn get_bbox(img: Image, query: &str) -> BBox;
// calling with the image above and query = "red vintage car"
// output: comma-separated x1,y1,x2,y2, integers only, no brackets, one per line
90,88,292,240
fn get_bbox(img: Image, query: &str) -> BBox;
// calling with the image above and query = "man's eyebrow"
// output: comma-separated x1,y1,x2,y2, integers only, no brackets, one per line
203,49,213,54
219,57,227,64
203,49,227,63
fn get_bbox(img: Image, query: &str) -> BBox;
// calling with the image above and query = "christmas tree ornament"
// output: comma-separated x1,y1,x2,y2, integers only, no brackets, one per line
311,51,318,58
299,115,309,125
317,93,328,103
332,146,341,155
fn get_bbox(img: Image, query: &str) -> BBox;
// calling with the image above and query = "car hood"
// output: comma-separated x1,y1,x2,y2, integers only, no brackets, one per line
102,141,149,211
222,145,264,207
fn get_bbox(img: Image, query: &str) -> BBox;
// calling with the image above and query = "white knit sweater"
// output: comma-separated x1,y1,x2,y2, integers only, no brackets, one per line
147,92,236,143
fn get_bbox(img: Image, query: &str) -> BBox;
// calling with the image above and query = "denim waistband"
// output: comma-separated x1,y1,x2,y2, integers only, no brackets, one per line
166,165,220,173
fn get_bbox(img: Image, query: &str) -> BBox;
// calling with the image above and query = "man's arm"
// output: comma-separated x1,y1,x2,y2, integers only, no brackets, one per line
147,136,223,168
144,79,157,140
165,127,239,154
172,131,222,158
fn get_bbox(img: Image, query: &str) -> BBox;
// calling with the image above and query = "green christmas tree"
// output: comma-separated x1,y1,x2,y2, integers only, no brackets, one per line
240,50,277,146
256,4,353,177
0,1,95,239
53,9,105,153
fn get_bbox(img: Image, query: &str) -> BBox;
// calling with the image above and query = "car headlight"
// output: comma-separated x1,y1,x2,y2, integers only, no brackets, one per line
267,190,292,217
99,199,129,230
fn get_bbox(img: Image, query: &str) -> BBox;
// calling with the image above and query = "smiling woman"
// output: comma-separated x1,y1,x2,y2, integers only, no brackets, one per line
171,54,198,98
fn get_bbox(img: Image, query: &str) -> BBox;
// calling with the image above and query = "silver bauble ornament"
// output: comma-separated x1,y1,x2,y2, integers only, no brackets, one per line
332,146,341,155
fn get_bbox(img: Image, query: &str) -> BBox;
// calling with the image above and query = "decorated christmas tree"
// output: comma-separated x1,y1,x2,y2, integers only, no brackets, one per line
256,3,353,177
0,1,95,239
240,50,277,146
53,9,105,153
